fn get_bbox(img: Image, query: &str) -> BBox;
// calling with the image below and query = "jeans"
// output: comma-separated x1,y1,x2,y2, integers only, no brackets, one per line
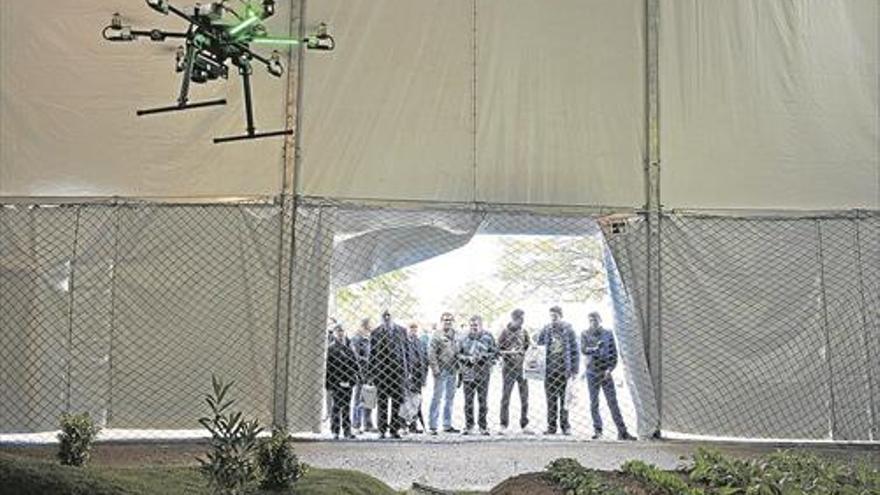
544,369,570,432
500,367,529,428
463,373,490,431
587,372,627,433
351,383,374,429
429,370,456,430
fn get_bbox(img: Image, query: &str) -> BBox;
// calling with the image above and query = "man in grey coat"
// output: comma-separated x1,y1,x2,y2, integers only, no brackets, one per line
428,312,460,434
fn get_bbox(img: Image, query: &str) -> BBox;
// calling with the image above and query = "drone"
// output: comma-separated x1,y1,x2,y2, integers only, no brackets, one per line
103,0,335,144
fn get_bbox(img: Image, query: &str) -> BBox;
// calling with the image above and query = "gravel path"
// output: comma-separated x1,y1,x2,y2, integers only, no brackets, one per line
293,439,686,491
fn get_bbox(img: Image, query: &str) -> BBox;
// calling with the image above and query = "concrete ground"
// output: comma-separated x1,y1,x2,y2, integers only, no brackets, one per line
2,438,878,492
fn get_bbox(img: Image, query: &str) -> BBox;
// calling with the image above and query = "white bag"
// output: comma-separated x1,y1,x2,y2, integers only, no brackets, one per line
398,392,422,422
523,345,546,381
360,384,377,410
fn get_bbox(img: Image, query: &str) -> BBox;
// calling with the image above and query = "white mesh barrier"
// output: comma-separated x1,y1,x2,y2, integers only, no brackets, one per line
0,202,877,444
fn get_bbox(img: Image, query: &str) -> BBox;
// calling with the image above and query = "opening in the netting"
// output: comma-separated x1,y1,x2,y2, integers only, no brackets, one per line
315,230,641,442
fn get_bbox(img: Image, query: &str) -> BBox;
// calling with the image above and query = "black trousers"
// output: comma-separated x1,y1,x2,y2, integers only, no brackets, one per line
544,370,570,432
329,386,353,435
500,368,529,428
376,385,404,433
463,374,490,431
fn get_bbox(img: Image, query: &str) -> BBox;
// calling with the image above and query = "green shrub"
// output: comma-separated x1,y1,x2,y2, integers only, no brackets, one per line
690,449,880,495
257,426,308,491
197,375,264,495
57,412,101,467
621,460,704,495
546,458,625,495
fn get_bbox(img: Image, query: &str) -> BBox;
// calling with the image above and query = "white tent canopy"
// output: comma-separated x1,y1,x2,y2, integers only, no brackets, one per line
2,0,875,208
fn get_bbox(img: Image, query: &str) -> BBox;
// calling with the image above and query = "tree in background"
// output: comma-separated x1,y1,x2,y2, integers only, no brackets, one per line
332,269,419,329
497,236,607,303
442,281,510,331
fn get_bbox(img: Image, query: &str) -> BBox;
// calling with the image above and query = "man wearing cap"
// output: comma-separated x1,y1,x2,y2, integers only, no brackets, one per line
582,312,635,440
537,306,579,435
369,310,411,439
497,308,532,434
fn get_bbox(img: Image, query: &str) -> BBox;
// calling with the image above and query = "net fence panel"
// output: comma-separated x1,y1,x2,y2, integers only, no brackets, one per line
860,213,880,442
660,214,878,441
288,203,649,441
67,207,116,426
109,205,280,429
0,206,77,433
661,215,829,439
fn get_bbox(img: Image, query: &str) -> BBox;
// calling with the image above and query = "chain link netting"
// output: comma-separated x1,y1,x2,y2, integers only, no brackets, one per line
659,213,879,442
0,202,877,444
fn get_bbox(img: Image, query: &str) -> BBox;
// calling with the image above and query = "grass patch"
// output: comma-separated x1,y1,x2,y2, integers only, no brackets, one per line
0,453,397,495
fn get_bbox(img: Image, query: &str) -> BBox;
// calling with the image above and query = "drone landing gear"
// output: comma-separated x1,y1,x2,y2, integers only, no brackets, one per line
213,59,292,144
136,99,227,116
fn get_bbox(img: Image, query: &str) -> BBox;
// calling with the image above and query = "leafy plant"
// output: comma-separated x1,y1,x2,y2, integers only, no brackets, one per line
689,449,880,495
622,460,704,495
546,458,625,495
197,375,264,495
57,412,102,466
257,426,308,491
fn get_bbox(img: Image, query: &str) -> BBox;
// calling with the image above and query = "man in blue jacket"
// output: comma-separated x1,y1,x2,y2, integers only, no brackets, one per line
537,306,579,435
581,312,635,440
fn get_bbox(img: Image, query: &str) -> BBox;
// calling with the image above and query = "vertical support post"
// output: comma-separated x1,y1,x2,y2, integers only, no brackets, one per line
271,0,306,430
644,0,662,437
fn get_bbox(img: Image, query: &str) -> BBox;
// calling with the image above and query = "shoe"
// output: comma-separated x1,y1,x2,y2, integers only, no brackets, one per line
562,428,571,436
344,431,355,439
543,429,557,435
618,431,636,441
521,427,535,435
480,429,490,436
497,427,507,436
390,431,402,439
430,429,438,436
462,428,473,436
333,433,339,440
591,431,602,440
443,427,460,434
379,431,386,439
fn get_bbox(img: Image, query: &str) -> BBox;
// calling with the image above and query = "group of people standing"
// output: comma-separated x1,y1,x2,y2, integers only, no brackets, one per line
324,306,636,441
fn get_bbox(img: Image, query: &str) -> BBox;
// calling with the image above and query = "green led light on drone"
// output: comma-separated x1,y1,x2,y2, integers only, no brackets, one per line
229,13,259,35
252,38,300,45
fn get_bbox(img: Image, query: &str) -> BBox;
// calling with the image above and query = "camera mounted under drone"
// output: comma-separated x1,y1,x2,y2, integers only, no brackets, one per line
103,0,335,143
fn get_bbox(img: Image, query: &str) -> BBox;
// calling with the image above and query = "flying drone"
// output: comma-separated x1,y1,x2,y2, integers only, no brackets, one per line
103,0,335,143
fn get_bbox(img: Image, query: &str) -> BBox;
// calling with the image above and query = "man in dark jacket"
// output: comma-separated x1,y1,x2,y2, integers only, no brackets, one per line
325,324,360,439
407,322,429,433
582,312,635,440
457,315,497,435
350,318,374,433
369,310,411,439
536,306,579,435
498,308,531,433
